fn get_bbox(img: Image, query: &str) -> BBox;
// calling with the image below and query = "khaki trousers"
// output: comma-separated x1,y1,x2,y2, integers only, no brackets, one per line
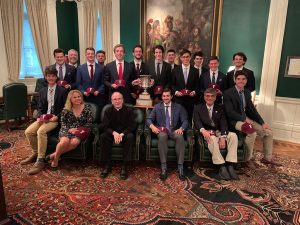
25,121,58,159
235,119,273,161
207,131,238,164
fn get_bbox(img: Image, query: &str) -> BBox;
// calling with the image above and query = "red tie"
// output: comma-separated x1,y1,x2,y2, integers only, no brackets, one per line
90,64,94,80
118,62,123,80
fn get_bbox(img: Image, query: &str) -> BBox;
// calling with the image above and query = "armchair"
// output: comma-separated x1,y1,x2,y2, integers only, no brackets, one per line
93,104,144,162
144,109,194,161
0,83,28,131
46,102,100,160
195,130,248,162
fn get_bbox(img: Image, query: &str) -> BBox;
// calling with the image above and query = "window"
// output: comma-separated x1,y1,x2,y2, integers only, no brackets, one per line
19,1,43,79
95,11,103,52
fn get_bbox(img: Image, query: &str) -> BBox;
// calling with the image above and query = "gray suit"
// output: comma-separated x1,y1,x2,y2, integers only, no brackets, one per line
147,101,188,164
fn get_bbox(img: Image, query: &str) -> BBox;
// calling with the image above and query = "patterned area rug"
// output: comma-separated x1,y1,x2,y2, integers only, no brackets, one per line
0,130,299,225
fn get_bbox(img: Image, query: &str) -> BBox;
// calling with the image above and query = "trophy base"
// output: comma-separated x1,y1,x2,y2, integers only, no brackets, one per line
136,93,152,107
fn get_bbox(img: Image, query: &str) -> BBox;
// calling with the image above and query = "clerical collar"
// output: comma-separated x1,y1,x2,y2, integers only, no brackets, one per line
114,106,123,111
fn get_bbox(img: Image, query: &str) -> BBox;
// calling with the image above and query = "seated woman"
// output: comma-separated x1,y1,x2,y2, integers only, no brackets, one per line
46,90,93,167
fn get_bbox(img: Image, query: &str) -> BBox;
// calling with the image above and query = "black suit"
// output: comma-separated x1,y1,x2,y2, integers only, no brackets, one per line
193,104,228,136
37,85,67,119
147,60,172,96
195,66,208,78
226,67,256,92
171,65,199,124
100,105,137,163
199,70,227,104
130,61,148,77
223,87,264,130
104,61,136,104
52,63,77,89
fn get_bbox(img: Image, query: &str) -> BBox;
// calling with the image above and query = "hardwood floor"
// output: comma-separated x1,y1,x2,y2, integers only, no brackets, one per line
254,138,300,159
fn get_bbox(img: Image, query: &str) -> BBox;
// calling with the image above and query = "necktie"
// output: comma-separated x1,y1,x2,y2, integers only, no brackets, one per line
208,107,215,126
90,64,94,80
165,105,171,131
184,67,188,84
212,72,216,83
118,62,123,80
156,63,160,77
136,63,140,77
48,88,54,114
59,66,63,80
239,90,244,112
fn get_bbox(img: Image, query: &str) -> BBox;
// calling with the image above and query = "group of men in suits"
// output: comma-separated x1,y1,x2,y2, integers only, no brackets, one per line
21,44,281,180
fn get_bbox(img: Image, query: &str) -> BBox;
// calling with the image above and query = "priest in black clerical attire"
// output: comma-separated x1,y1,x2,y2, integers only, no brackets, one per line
99,92,137,180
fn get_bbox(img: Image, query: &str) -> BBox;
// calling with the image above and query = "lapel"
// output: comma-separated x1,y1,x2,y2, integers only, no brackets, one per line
112,61,118,80
217,72,224,84
233,88,242,107
160,103,166,125
123,62,129,80
84,63,91,80
179,67,186,85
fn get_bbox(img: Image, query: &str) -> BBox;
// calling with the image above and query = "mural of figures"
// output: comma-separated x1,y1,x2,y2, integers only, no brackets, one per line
142,0,221,62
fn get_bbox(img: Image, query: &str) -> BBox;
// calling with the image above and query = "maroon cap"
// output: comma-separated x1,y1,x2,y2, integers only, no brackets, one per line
39,114,54,123
57,80,68,87
157,127,170,134
74,127,90,140
114,79,126,88
208,130,216,136
241,122,256,134
85,87,95,94
180,89,191,96
154,85,163,95
208,83,221,91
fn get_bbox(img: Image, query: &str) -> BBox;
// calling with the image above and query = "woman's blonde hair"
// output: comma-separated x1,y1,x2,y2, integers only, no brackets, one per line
64,89,84,111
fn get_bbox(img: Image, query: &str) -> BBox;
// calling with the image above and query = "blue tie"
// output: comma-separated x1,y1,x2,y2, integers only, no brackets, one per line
165,106,171,131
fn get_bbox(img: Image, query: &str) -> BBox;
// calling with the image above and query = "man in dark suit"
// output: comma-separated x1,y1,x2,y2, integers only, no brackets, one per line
166,49,178,71
226,52,256,102
52,48,77,90
76,47,106,112
200,56,227,104
223,70,281,169
193,51,208,78
104,44,139,104
172,49,199,125
21,66,67,175
147,89,188,181
193,88,239,180
130,44,148,100
146,45,172,101
99,92,137,180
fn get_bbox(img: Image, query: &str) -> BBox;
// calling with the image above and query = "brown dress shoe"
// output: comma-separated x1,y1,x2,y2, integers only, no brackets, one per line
245,160,258,169
20,153,37,165
261,158,282,166
28,162,46,175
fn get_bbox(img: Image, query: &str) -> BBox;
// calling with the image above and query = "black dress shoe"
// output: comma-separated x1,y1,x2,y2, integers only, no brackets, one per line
120,166,128,180
178,172,186,181
100,165,111,178
227,165,239,180
218,165,231,180
159,170,167,181
45,155,51,163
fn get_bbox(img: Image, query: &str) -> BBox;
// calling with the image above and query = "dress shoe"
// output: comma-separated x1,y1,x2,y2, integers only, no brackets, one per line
159,170,167,181
20,153,37,165
218,165,231,180
100,165,111,178
245,160,258,169
261,158,282,166
178,170,186,181
227,165,239,180
28,161,46,175
120,166,128,180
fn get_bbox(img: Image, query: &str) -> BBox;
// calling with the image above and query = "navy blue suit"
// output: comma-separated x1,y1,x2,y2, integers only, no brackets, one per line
199,70,227,103
76,63,106,110
104,61,136,104
147,101,188,131
52,63,77,89
37,85,67,119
